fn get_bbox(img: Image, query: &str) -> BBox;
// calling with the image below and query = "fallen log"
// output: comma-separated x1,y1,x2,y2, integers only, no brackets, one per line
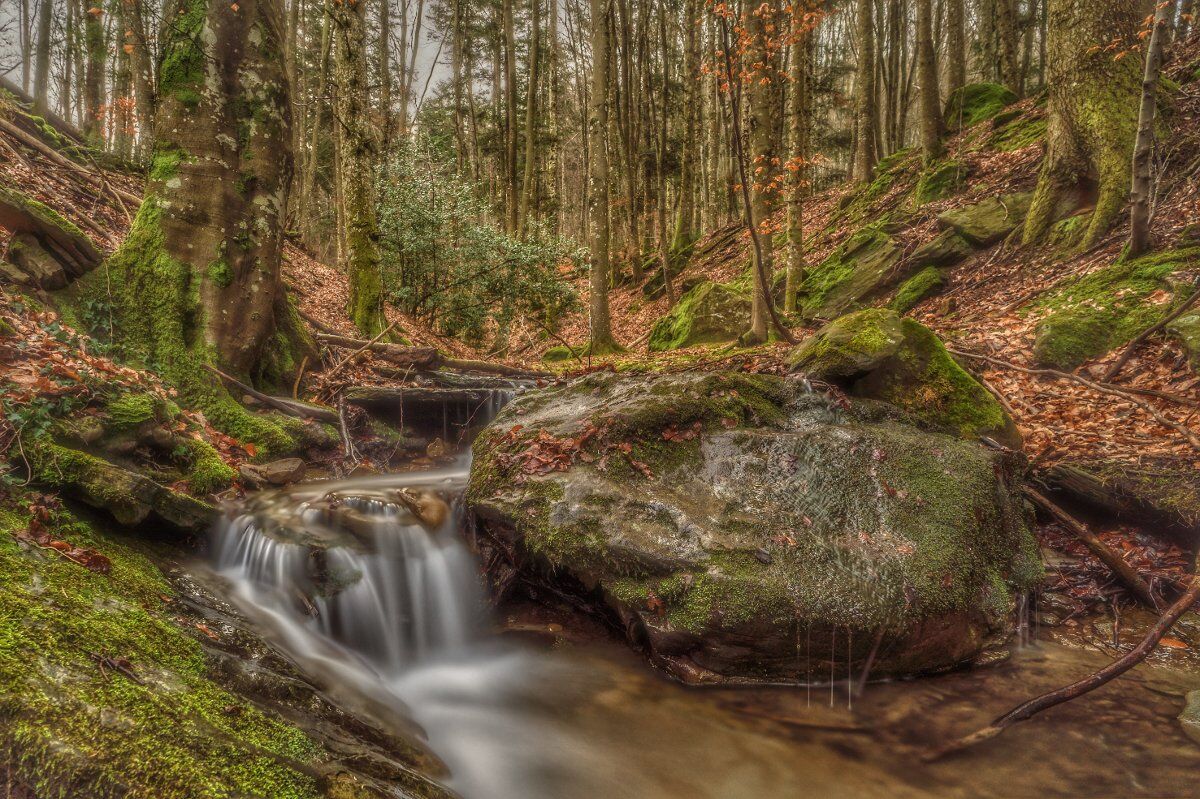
924,552,1200,761
1044,461,1199,539
313,332,549,378
1024,486,1159,609
203,364,340,424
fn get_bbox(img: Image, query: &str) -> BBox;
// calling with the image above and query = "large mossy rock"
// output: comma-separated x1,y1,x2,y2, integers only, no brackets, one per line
468,371,1040,684
1166,311,1200,373
1032,247,1198,370
0,186,101,286
647,281,750,351
937,192,1033,247
944,83,1018,130
787,309,1021,448
909,229,974,267
797,226,906,320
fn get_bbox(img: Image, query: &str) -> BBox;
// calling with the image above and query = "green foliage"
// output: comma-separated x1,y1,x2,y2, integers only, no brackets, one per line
377,137,580,346
988,115,1047,152
1032,247,1200,369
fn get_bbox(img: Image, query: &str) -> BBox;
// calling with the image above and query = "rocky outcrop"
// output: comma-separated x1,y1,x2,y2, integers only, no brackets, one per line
937,192,1033,247
797,226,907,320
1167,311,1200,373
943,83,1018,130
648,281,751,351
0,185,101,289
787,309,1022,448
468,371,1040,684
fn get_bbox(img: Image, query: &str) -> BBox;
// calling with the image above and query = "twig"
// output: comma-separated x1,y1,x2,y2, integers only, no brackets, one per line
1024,487,1158,609
949,347,1200,453
323,319,399,382
292,355,308,399
1102,279,1200,381
923,553,1200,762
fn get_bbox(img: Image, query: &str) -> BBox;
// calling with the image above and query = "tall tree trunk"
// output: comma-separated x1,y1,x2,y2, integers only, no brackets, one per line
945,0,966,97
917,0,943,160
379,0,393,145
587,0,616,350
451,0,466,174
1180,0,1195,39
548,0,563,233
502,0,519,232
784,16,812,315
33,0,53,114
1130,0,1171,256
107,0,297,450
113,0,133,159
123,0,155,158
330,0,388,336
671,0,700,264
995,0,1023,95
83,3,106,144
20,0,32,93
59,0,74,120
742,0,781,344
302,7,333,247
852,0,877,181
518,0,541,238
1022,0,1143,250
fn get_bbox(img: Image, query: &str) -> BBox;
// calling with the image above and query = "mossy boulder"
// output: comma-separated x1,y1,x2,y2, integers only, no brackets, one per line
908,229,974,268
787,309,1021,448
542,344,576,363
913,160,967,205
937,192,1033,247
1167,311,1200,373
0,502,455,799
468,371,1039,684
890,267,946,314
648,281,750,351
797,226,906,320
988,114,1047,152
944,83,1018,130
1032,248,1199,370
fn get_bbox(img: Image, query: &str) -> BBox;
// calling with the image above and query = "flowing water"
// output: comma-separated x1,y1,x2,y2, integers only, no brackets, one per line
211,444,1200,798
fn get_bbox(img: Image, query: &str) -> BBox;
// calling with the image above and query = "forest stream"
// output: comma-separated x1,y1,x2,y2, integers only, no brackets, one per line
194,427,1199,799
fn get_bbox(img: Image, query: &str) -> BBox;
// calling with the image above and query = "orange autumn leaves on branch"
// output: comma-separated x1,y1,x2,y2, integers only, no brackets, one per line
702,0,823,202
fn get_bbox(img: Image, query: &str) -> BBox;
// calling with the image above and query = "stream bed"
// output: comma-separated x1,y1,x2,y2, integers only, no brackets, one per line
201,460,1199,799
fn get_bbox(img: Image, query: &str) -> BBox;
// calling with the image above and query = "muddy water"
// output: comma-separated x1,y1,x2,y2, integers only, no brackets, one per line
211,463,1199,799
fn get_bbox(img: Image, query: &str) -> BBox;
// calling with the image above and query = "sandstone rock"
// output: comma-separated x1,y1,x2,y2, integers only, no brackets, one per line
937,192,1033,247
648,281,751,351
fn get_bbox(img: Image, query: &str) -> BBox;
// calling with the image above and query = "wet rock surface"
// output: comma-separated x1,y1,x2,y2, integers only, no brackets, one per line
468,371,1040,684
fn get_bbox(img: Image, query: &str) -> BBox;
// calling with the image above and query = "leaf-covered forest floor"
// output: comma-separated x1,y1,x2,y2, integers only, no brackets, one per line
3,42,1200,630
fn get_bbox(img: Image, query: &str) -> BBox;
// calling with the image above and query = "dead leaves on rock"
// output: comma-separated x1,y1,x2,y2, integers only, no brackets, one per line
11,494,112,574
496,420,656,481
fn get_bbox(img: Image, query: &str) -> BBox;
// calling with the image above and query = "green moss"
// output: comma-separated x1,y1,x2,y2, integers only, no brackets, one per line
1032,247,1199,369
647,281,750,352
912,160,966,205
0,185,86,239
788,307,906,377
0,504,325,799
890,267,945,314
157,0,208,109
988,115,1047,152
206,260,233,288
99,199,297,456
104,393,162,432
182,438,235,495
797,226,903,320
944,83,1018,129
541,345,576,363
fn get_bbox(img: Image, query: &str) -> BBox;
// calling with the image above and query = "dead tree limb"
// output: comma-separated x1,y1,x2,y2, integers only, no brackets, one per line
313,332,549,378
924,553,1200,762
949,347,1200,453
1024,487,1158,609
1102,281,1200,381
203,364,339,424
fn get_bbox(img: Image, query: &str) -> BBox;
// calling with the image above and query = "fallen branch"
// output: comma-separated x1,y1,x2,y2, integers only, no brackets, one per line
323,320,400,382
0,117,141,209
203,364,339,424
1024,486,1158,609
949,347,1200,453
314,332,549,378
1102,280,1200,381
924,552,1200,762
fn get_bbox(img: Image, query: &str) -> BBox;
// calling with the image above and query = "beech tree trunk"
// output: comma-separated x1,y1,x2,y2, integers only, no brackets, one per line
852,0,878,181
105,0,298,448
1130,0,1171,256
587,0,616,350
743,1,781,344
671,0,700,265
33,0,53,114
330,0,388,336
1022,0,1144,250
518,0,541,239
83,3,105,143
784,18,811,315
945,0,967,98
917,0,943,161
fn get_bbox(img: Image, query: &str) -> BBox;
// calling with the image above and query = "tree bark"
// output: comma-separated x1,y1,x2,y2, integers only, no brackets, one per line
671,0,700,265
945,0,966,97
83,3,106,144
917,0,943,161
852,0,878,181
330,0,388,336
1129,0,1171,257
518,0,542,238
1023,0,1143,250
503,0,519,233
123,0,156,157
784,16,812,315
379,0,393,145
587,0,616,350
995,0,1023,95
106,0,297,449
33,0,53,115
